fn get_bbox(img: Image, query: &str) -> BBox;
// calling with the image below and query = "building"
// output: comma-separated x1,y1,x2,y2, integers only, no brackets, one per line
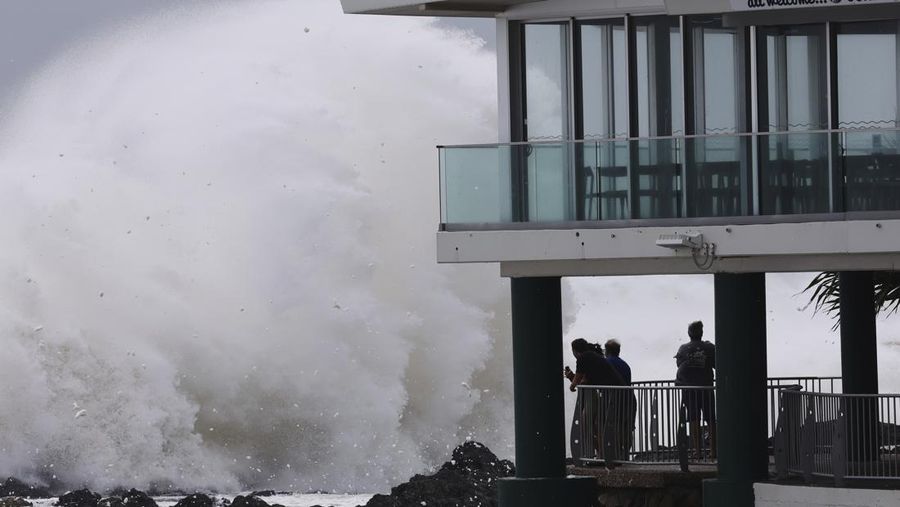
341,0,900,506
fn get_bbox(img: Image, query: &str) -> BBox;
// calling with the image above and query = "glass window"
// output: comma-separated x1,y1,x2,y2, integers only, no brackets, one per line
696,26,739,134
757,25,830,215
759,25,827,132
836,21,900,212
523,24,572,221
836,21,898,130
579,20,627,139
634,17,683,137
686,17,748,217
524,23,569,141
578,20,628,220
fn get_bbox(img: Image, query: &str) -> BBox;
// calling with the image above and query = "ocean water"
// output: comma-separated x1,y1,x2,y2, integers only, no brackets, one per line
0,0,508,495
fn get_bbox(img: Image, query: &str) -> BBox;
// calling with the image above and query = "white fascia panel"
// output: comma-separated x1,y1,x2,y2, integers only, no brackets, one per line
501,0,668,20
755,483,900,507
436,219,900,275
340,0,424,14
663,0,733,15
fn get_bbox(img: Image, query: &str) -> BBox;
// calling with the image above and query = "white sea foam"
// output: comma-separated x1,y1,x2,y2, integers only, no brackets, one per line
0,0,511,494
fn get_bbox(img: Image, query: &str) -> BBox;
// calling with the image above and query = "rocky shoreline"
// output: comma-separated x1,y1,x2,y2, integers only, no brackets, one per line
363,442,514,507
0,442,514,507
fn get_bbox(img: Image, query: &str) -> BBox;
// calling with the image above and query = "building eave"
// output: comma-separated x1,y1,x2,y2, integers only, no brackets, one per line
340,0,544,17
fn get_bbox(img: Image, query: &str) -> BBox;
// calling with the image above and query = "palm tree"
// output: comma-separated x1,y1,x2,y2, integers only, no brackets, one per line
803,271,900,329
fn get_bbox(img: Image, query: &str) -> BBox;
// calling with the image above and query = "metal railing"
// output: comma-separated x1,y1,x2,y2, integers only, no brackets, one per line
572,376,841,469
774,389,900,485
573,385,716,469
767,377,842,437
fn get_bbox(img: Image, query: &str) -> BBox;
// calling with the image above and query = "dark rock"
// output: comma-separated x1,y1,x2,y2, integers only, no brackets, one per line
98,498,123,507
444,441,515,479
0,479,51,499
248,491,276,498
174,494,213,507
230,496,269,507
57,489,101,507
121,489,157,507
0,497,33,507
365,441,515,507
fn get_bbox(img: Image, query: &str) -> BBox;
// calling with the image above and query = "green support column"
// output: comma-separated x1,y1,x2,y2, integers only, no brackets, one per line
497,277,595,507
839,271,878,394
703,273,768,507
839,271,879,462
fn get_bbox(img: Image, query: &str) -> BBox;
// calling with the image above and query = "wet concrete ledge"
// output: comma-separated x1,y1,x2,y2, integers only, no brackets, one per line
569,464,716,507
570,464,716,488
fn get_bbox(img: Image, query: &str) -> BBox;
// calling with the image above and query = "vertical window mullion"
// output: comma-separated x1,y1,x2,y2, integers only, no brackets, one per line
681,15,693,218
626,14,639,219
826,21,842,213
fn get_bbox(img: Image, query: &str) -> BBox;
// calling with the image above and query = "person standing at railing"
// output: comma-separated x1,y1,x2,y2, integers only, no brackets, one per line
675,321,717,459
604,339,636,460
604,339,631,384
565,338,625,463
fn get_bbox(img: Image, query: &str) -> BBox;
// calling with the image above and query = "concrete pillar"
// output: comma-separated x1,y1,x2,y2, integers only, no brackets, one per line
497,277,595,507
838,271,879,462
703,273,768,507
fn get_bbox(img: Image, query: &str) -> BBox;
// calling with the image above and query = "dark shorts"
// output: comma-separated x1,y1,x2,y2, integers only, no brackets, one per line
682,388,716,424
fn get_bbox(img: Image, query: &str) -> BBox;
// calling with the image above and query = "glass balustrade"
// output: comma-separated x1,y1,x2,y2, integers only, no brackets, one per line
438,129,900,226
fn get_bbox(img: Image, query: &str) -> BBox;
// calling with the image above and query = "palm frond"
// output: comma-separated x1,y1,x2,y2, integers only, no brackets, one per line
803,271,900,330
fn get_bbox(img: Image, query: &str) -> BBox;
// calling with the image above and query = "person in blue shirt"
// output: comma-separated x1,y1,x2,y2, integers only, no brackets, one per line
604,339,635,460
604,339,631,385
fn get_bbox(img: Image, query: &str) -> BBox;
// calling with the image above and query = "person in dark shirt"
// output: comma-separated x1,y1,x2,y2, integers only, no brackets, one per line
675,321,716,458
566,338,624,389
604,339,631,385
565,338,624,463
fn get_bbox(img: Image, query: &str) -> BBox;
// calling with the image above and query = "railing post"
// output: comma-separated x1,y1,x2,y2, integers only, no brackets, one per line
570,388,583,463
833,408,847,487
800,401,816,482
650,391,660,455
773,393,788,480
677,400,690,473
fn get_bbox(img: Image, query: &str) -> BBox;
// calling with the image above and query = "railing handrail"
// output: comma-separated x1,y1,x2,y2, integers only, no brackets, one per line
437,127,900,149
782,390,900,399
577,384,712,390
627,376,841,387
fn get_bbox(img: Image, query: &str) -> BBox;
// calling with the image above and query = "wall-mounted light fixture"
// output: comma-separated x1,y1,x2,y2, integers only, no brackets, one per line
655,233,703,250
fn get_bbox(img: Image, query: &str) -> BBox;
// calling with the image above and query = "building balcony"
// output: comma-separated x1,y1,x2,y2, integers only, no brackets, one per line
437,129,900,275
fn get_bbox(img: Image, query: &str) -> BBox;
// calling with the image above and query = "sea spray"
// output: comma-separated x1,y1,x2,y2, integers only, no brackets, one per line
0,0,510,494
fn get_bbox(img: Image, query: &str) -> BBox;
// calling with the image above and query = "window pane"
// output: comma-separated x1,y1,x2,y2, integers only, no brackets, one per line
634,17,682,137
580,22,627,139
760,26,827,132
836,22,897,129
757,25,829,214
524,24,568,141
701,29,737,134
